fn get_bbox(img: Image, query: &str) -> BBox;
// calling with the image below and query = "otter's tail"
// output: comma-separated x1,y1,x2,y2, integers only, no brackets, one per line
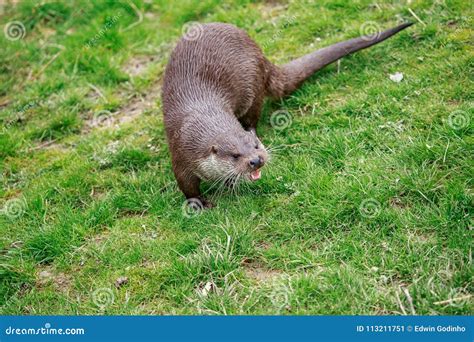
267,22,414,98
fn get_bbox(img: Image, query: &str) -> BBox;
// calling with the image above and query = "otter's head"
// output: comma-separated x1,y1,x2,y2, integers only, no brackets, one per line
198,130,268,182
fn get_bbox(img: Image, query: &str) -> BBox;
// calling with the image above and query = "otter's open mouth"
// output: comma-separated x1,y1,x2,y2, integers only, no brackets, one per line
249,169,261,181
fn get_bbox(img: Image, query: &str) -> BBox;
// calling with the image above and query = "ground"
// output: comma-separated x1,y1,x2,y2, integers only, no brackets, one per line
0,0,472,315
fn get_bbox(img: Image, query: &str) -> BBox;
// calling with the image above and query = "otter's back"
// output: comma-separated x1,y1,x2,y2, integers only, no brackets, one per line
162,23,268,118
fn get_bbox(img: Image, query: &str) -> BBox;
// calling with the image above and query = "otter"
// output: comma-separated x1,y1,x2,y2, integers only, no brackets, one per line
162,21,413,207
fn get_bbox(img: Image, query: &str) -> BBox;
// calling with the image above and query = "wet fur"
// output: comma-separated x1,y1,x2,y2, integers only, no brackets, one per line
162,22,413,205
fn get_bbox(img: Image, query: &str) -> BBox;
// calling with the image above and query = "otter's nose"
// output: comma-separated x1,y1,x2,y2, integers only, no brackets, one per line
249,156,263,169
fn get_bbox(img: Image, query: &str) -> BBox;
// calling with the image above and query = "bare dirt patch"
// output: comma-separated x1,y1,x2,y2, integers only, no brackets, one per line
27,140,72,154
122,55,158,77
89,186,108,200
36,266,72,292
82,51,165,133
389,196,407,209
243,260,282,283
82,83,161,133
259,1,289,20
118,84,161,124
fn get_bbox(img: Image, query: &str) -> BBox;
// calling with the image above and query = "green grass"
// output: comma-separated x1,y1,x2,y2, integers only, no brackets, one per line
0,0,472,315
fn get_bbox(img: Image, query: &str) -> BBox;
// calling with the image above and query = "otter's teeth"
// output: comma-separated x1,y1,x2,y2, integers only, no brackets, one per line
250,169,261,181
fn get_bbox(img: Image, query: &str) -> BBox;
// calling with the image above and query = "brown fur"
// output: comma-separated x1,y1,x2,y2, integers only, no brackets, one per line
162,22,413,206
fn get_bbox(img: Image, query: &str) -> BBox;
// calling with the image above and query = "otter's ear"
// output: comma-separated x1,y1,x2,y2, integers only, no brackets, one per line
210,145,218,154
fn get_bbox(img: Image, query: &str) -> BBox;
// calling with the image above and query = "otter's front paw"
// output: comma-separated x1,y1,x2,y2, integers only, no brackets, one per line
198,197,214,209
184,197,214,212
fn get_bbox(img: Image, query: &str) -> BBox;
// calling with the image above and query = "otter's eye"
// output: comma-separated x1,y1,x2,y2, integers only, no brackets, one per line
254,144,259,149
232,153,241,159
